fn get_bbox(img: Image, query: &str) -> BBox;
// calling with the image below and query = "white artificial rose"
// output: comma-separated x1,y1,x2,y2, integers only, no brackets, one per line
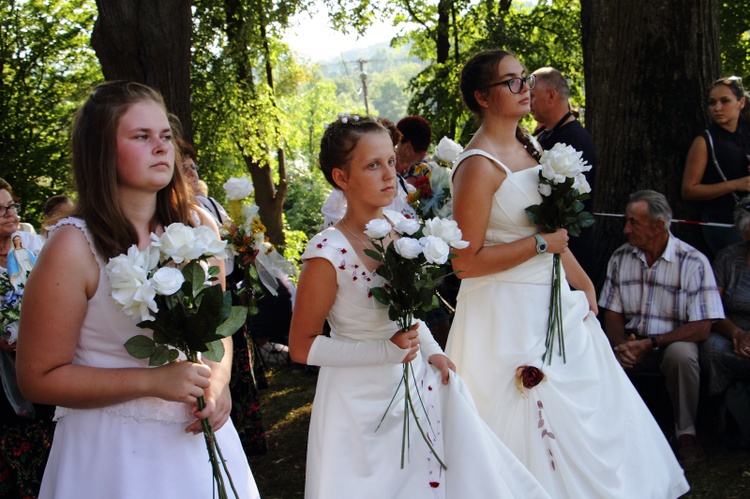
151,223,200,263
387,211,420,235
573,173,592,194
538,183,553,197
364,218,392,239
394,237,423,259
242,203,260,221
193,225,227,259
420,235,451,264
106,246,158,322
150,267,185,295
434,137,463,165
539,143,591,184
422,218,469,249
223,177,254,201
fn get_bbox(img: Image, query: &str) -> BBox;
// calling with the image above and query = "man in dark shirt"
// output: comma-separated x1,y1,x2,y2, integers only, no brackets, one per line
531,66,597,277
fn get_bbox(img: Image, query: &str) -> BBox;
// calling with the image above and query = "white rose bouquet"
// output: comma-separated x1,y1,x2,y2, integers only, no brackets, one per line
106,222,248,499
219,177,294,313
365,211,468,470
525,142,595,364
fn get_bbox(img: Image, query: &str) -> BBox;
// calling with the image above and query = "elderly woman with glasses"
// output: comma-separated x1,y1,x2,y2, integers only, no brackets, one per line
0,177,52,499
700,197,750,444
682,77,750,256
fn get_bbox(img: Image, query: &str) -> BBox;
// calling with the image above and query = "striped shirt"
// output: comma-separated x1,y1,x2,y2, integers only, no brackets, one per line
598,235,724,336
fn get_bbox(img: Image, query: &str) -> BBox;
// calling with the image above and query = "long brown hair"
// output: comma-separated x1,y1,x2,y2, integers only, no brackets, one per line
70,81,194,259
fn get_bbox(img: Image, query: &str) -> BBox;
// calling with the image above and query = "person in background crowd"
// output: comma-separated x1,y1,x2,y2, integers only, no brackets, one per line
40,195,74,238
531,66,597,277
682,76,750,256
0,177,53,499
396,115,433,184
599,190,725,464
700,195,750,446
175,138,268,457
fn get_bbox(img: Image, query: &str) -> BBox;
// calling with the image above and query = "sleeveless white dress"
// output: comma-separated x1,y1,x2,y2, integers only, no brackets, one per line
445,150,690,498
302,228,550,499
39,218,260,499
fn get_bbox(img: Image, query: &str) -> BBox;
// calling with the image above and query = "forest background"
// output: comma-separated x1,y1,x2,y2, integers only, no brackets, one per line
1,0,749,283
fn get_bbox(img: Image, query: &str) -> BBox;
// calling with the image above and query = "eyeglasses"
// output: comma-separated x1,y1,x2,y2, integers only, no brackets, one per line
488,74,536,94
182,163,199,173
0,202,21,217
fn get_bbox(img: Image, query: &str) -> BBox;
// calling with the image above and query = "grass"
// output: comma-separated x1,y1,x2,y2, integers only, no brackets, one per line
250,366,750,498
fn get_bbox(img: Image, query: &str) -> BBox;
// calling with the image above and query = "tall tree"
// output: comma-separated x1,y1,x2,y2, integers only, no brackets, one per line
0,0,100,225
92,0,194,141
581,0,721,279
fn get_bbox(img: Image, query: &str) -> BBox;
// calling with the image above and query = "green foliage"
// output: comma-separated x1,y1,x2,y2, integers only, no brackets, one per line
720,1,750,79
0,0,100,227
283,159,329,238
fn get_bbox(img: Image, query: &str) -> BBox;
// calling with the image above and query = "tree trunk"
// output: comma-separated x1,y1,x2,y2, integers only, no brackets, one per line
92,0,193,142
580,0,721,285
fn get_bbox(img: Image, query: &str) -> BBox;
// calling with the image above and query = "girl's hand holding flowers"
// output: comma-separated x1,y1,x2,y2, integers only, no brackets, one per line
539,228,569,254
390,325,420,363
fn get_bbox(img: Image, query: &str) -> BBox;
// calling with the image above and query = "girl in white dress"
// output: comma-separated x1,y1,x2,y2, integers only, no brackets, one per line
16,81,260,499
445,49,689,498
289,116,550,499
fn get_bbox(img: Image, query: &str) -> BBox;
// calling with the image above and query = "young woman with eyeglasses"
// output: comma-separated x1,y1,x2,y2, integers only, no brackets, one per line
682,77,750,255
444,49,689,498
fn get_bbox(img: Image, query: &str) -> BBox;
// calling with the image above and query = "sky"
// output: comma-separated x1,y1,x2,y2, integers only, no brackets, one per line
283,9,405,61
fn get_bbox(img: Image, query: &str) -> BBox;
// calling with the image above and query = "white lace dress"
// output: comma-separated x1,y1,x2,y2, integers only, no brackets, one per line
302,228,550,499
446,150,690,498
38,217,260,499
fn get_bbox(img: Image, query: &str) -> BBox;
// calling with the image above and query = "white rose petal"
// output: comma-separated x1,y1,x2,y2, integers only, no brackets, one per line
152,223,201,264
364,218,392,239
422,217,470,249
573,173,592,194
389,212,420,236
106,247,159,322
539,143,591,184
420,235,451,264
193,225,228,259
150,267,185,295
394,237,423,259
241,203,260,221
538,183,553,197
434,137,463,165
223,177,254,201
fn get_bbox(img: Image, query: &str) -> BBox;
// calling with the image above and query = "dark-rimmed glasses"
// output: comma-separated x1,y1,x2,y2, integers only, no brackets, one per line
0,202,21,217
488,74,536,94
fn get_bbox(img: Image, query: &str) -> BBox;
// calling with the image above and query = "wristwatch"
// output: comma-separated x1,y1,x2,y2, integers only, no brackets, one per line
533,234,548,254
650,336,660,352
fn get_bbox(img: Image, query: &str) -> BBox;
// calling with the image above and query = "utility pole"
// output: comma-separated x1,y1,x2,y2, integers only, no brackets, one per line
358,58,370,115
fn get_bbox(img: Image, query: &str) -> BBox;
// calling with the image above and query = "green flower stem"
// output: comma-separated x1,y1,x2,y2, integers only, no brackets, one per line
397,317,447,470
542,254,566,364
189,353,239,499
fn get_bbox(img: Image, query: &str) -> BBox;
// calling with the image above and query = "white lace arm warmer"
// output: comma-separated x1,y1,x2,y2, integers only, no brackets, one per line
416,319,445,361
306,334,409,367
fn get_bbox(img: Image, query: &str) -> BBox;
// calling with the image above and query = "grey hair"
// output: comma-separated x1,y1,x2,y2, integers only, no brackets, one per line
532,67,570,99
628,190,672,230
734,195,750,233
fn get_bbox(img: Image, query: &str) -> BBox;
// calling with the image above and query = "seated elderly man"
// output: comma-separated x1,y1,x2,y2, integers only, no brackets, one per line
599,190,724,464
